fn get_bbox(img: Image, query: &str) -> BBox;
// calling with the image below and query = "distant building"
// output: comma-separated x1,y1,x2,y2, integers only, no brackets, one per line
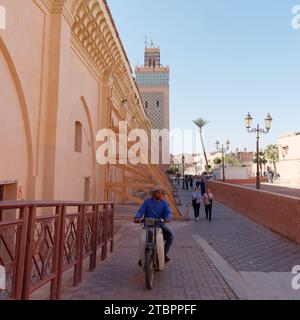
278,132,300,185
171,149,263,177
235,151,256,176
171,152,223,176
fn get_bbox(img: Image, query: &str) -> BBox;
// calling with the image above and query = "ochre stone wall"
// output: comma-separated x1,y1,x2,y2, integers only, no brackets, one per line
0,0,150,203
207,181,300,245
0,0,179,215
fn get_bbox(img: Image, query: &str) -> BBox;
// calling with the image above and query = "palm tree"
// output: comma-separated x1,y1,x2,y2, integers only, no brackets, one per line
193,118,210,171
253,150,268,176
265,145,279,175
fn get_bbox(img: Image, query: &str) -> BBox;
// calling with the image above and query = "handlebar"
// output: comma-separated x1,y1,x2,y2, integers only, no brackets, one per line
134,217,170,224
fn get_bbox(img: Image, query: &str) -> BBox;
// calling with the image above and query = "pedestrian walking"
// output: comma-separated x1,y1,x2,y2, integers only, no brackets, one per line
200,178,206,196
195,176,201,188
192,188,201,221
268,169,274,183
189,175,194,188
203,188,214,221
185,175,189,190
270,169,274,183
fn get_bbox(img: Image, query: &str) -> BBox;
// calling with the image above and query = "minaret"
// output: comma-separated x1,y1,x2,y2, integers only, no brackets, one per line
135,42,170,131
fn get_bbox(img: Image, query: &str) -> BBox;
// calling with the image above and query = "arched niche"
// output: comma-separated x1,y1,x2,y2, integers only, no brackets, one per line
0,38,34,199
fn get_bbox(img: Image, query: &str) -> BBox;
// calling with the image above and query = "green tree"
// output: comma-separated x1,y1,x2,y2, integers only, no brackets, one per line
213,157,222,168
224,155,243,167
265,144,279,174
193,118,210,171
166,167,179,175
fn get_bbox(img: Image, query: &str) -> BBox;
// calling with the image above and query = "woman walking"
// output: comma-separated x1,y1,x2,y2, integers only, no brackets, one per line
203,188,214,221
192,187,201,221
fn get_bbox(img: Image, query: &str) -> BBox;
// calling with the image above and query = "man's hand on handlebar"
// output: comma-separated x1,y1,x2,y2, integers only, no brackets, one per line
134,217,170,224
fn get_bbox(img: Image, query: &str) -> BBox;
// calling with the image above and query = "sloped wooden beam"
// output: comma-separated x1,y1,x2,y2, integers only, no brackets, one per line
106,187,144,205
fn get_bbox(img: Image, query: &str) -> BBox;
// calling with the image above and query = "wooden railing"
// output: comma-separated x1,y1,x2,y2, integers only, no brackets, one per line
0,201,114,300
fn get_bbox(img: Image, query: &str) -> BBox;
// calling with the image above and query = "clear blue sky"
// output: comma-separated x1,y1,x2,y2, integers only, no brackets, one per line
107,0,300,154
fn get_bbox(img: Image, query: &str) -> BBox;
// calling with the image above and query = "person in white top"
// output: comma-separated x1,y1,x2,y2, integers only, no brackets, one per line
203,188,214,221
192,188,202,221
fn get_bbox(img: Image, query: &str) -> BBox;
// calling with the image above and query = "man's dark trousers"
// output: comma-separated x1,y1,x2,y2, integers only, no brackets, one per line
205,204,212,221
161,224,174,254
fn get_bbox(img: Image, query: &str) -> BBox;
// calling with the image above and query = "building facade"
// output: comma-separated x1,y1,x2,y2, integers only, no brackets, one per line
278,132,300,185
0,0,142,203
0,0,179,215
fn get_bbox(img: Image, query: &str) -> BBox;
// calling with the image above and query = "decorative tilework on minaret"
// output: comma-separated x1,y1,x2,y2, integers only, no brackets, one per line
135,45,170,131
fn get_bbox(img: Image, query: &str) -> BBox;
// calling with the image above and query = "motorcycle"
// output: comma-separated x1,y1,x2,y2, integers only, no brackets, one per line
138,218,165,290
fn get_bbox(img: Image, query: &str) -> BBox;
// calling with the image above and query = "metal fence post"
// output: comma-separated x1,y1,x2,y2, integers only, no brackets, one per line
13,206,29,300
101,204,108,261
110,204,114,254
22,205,36,300
74,204,84,286
90,205,98,271
51,205,64,300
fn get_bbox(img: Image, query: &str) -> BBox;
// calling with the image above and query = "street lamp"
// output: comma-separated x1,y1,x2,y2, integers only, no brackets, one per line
245,112,273,190
176,160,180,185
235,147,240,162
216,139,230,182
170,155,175,182
182,155,185,189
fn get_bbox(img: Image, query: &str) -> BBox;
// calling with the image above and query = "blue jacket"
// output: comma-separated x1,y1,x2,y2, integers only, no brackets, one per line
200,181,206,195
135,198,172,224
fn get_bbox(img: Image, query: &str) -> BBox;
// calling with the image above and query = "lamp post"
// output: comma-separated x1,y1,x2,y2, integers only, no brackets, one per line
235,147,240,162
182,155,185,189
245,112,273,190
216,139,230,182
170,154,175,182
176,160,180,185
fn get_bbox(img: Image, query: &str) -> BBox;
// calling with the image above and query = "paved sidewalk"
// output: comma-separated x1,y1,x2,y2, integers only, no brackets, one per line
244,183,300,198
178,187,300,299
61,220,236,300
61,187,300,300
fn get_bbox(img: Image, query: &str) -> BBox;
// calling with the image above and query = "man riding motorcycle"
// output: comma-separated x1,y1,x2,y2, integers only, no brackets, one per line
134,186,174,263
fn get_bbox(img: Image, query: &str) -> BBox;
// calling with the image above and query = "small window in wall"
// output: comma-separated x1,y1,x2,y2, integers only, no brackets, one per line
75,121,82,153
145,101,148,109
282,146,289,158
157,101,160,107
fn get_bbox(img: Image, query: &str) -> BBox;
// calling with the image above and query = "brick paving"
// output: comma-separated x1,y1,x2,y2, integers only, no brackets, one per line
179,187,300,273
61,186,300,300
61,205,236,300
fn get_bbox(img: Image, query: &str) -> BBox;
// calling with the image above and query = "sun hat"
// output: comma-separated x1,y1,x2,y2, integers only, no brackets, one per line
150,185,166,195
